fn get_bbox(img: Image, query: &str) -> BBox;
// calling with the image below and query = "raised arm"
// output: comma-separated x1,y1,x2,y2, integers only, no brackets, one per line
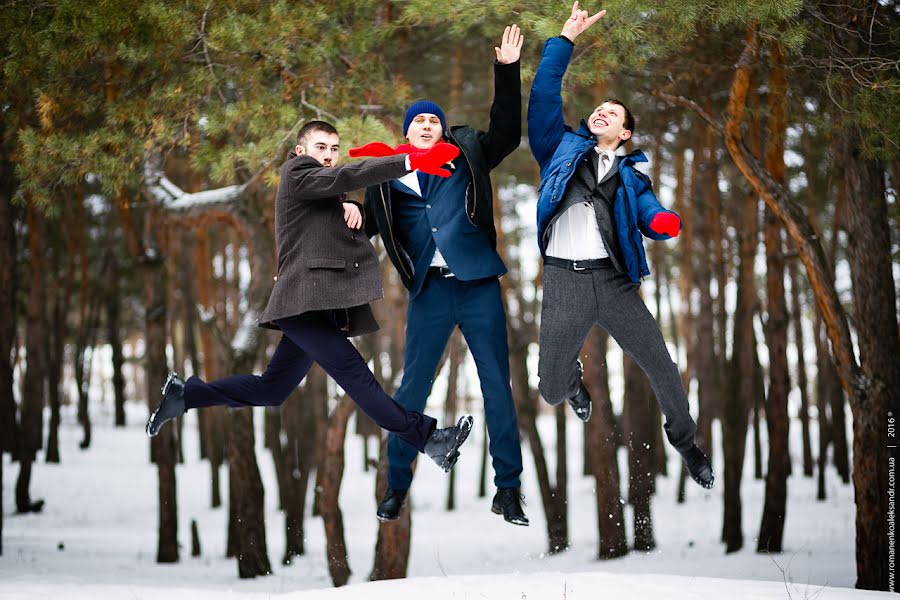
528,3,607,169
476,25,524,170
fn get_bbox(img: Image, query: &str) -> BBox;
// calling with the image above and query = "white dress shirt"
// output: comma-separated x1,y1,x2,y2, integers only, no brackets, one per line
397,170,449,268
546,148,616,260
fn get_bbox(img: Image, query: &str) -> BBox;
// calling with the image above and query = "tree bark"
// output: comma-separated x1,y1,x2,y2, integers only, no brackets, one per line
17,203,47,514
370,436,415,580
722,169,760,553
0,140,17,556
757,41,791,554
228,408,271,578
317,397,355,587
109,253,127,427
841,127,900,590
788,259,813,477
583,328,628,559
692,120,721,459
623,354,656,551
280,386,315,565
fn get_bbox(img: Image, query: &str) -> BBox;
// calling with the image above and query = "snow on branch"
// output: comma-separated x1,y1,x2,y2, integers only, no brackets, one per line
143,151,248,212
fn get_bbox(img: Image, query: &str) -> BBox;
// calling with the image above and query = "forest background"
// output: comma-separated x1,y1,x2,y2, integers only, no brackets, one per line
0,0,898,594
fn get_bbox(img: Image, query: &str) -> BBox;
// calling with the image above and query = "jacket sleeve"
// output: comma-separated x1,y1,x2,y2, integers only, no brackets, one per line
634,172,680,240
527,37,574,170
288,155,408,201
363,186,380,238
475,60,522,170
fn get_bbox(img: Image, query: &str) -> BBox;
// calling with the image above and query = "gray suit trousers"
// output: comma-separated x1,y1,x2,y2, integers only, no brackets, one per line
538,262,697,452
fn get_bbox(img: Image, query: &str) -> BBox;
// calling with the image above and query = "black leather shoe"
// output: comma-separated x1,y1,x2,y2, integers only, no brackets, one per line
491,488,529,526
567,360,592,422
376,488,408,522
424,415,474,472
146,373,186,437
680,444,715,489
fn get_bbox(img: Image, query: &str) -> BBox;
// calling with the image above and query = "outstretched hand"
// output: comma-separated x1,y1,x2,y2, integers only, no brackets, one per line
495,24,524,64
560,1,606,42
404,142,460,178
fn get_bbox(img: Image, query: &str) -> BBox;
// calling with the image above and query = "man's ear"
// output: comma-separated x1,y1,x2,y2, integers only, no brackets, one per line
620,130,633,143
295,144,305,155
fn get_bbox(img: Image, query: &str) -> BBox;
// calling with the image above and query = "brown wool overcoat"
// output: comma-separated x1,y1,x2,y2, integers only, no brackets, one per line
257,152,409,336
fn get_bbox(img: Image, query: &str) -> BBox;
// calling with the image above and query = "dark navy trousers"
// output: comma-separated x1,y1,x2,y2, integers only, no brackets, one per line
388,273,523,490
183,311,437,452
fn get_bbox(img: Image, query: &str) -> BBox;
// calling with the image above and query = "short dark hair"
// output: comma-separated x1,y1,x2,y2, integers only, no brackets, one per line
296,120,338,147
604,98,635,148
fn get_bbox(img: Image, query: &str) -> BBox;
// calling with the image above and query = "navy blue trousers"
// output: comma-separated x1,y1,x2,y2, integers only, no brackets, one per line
388,274,523,490
183,311,437,452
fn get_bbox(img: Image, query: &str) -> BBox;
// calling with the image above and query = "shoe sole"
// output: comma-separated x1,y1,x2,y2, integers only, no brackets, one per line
574,404,591,422
440,415,474,473
376,513,401,523
491,504,530,526
692,473,715,490
146,373,179,438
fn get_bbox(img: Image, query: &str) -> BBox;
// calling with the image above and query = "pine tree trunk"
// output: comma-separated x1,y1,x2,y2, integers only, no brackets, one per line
45,215,71,463
108,254,127,428
444,331,463,512
583,328,628,559
228,408,271,578
317,397,354,587
757,42,790,554
281,387,314,565
722,181,759,553
624,354,656,551
0,156,15,556
145,249,179,563
841,129,900,591
17,204,47,514
690,127,717,458
370,437,414,581
788,260,813,476
264,407,287,511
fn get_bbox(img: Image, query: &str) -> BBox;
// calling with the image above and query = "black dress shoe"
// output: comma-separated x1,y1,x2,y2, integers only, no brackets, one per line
146,373,186,437
567,360,592,422
491,488,529,526
376,488,408,522
680,444,715,489
424,415,474,472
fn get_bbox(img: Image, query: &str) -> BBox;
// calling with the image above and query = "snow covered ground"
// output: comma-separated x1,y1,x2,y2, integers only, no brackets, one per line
0,401,882,599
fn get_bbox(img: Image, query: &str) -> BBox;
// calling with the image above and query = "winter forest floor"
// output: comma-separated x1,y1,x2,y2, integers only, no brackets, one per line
0,402,887,599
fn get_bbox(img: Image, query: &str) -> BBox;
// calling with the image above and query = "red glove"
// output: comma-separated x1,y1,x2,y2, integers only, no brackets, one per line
403,142,460,178
347,142,398,158
649,212,681,237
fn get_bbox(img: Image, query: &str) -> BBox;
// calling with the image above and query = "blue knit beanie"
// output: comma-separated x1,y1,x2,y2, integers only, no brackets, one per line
403,100,447,137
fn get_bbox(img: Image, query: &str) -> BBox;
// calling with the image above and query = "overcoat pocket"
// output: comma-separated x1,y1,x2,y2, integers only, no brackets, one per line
307,258,346,269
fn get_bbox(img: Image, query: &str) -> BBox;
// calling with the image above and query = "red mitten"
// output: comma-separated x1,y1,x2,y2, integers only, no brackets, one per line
348,142,399,158
649,212,681,237
406,142,460,178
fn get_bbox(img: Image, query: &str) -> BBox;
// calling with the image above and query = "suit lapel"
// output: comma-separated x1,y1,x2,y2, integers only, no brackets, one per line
599,155,621,185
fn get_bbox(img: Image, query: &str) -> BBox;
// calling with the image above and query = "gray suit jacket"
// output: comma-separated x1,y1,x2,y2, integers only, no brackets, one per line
258,152,409,335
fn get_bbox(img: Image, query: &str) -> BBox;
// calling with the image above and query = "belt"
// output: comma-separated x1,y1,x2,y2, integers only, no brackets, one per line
543,256,612,272
428,266,455,278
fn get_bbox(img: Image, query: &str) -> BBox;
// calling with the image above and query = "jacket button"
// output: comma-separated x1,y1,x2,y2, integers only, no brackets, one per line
273,276,278,281
426,204,431,209
432,227,437,232
354,262,359,268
